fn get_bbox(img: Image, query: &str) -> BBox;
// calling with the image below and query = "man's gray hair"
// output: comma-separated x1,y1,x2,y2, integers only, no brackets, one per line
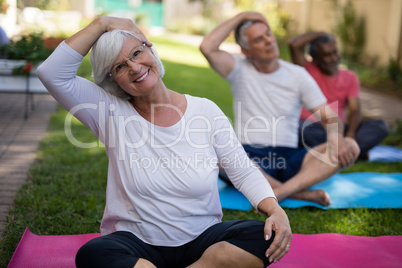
234,20,261,49
308,34,336,59
90,30,165,101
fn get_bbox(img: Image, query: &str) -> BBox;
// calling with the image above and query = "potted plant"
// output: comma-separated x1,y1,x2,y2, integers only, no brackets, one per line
0,32,53,93
0,32,53,66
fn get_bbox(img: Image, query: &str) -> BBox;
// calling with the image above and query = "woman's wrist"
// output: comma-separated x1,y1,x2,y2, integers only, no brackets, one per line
91,16,108,35
258,197,280,216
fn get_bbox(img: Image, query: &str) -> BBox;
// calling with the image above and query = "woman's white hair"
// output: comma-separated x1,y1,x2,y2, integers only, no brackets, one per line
90,30,165,101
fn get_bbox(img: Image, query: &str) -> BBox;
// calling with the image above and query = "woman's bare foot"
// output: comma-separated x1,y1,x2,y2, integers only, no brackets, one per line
290,189,331,206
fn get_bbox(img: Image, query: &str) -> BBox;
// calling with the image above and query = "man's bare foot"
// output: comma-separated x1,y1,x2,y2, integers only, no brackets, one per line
290,189,331,206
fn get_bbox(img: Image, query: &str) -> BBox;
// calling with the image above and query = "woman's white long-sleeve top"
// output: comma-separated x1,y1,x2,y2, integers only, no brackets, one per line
37,41,276,246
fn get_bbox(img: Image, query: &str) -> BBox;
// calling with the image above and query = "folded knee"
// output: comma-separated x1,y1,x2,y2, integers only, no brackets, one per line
76,240,103,267
198,242,262,268
75,238,139,268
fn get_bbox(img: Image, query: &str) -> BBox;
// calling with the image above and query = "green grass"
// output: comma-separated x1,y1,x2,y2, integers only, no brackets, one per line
151,36,234,119
1,35,402,267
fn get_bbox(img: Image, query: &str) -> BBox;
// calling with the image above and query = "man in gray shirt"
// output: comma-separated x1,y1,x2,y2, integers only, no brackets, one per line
200,11,360,206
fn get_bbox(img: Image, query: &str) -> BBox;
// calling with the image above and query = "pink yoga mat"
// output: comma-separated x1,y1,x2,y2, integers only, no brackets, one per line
8,228,100,268
271,233,402,267
8,228,402,267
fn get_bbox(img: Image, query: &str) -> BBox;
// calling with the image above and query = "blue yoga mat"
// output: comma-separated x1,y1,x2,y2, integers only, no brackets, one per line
218,173,402,210
369,145,402,162
279,172,402,209
218,178,253,211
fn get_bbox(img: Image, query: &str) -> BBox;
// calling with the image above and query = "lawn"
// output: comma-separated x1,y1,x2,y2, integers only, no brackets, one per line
0,36,401,267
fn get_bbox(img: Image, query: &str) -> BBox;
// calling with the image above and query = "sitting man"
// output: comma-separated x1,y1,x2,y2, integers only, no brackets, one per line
289,32,388,160
200,11,360,207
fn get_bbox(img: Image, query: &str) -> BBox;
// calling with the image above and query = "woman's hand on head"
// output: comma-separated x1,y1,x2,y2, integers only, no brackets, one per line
66,16,151,56
99,16,152,47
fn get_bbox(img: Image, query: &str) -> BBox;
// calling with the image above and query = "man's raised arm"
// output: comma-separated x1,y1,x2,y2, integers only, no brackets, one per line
200,11,267,78
288,32,325,67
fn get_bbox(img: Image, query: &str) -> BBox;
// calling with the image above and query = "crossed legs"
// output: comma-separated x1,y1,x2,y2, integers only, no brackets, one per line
218,143,337,206
134,243,263,268
187,242,263,268
261,143,339,206
77,220,271,268
258,138,362,206
299,119,388,160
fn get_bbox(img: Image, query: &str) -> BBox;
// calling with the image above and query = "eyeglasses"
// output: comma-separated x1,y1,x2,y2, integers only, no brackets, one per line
108,43,146,77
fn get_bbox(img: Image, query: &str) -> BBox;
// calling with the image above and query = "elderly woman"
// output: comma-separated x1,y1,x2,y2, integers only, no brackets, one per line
37,17,292,268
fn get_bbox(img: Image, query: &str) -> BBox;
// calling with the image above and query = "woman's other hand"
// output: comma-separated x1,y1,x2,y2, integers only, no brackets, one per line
258,197,292,264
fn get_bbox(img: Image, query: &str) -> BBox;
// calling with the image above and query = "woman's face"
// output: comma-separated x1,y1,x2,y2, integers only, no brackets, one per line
110,36,161,97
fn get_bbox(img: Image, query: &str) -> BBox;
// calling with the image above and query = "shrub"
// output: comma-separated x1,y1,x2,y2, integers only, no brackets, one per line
0,32,53,64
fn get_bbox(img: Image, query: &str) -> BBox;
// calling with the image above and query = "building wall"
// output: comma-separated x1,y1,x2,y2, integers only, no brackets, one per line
309,0,336,32
353,0,393,65
164,0,203,26
70,0,95,18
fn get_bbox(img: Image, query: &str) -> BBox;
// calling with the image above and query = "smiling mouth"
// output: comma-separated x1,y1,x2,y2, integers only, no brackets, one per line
134,70,149,82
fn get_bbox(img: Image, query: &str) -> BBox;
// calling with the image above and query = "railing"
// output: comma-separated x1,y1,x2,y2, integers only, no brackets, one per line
0,59,48,119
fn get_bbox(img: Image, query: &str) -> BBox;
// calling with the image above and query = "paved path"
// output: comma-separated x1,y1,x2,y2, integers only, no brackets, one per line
360,87,402,124
0,93,57,237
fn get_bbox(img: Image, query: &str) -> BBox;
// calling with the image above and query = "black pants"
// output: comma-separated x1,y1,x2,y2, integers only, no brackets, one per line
298,119,388,159
76,220,275,268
